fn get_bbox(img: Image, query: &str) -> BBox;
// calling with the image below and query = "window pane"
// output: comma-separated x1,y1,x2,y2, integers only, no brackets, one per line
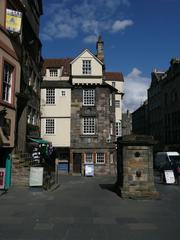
3,62,13,103
96,153,105,164
46,88,55,104
46,119,55,134
115,100,120,108
49,69,58,77
82,60,91,74
83,118,95,135
83,89,95,106
116,122,122,136
85,153,93,163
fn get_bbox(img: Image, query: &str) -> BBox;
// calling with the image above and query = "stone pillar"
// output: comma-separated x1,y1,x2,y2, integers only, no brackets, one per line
117,135,159,199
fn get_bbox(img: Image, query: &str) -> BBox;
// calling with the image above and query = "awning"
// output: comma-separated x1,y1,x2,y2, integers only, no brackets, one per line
28,137,50,144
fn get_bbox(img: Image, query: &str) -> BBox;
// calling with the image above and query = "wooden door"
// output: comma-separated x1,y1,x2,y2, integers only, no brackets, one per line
73,153,82,173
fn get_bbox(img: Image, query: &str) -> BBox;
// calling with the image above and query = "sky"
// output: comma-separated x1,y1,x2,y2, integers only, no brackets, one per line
40,0,180,112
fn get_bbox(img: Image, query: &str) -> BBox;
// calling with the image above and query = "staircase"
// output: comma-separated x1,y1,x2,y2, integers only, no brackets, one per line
11,153,32,187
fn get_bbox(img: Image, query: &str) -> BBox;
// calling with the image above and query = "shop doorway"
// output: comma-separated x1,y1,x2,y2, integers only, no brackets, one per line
73,153,82,173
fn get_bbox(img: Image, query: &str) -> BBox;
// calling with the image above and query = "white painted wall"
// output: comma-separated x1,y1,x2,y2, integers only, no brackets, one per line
41,118,71,147
71,50,103,84
41,88,71,117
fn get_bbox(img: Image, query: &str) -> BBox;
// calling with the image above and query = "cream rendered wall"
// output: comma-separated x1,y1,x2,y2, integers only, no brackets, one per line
40,88,71,147
115,94,122,121
41,118,71,147
41,88,71,117
71,50,103,84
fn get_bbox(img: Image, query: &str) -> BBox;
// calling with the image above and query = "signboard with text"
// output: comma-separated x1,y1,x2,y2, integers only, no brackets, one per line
6,9,22,33
29,167,44,186
164,170,175,184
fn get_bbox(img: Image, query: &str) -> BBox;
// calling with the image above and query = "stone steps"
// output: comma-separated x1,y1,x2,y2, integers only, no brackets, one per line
11,153,31,187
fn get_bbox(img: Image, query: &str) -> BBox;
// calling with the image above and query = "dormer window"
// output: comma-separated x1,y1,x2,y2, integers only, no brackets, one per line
49,69,58,77
82,60,91,74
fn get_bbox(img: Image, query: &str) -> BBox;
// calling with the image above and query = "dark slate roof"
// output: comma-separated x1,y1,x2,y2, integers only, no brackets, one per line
104,72,124,82
42,58,73,76
41,81,72,88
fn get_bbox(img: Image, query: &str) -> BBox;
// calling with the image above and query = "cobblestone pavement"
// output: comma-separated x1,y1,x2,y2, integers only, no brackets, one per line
0,175,180,240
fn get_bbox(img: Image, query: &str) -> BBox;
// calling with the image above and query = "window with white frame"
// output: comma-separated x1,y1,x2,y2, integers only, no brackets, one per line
49,69,58,77
85,153,93,163
112,81,116,88
83,117,95,135
96,153,105,164
116,122,122,136
115,100,121,108
46,88,55,104
82,60,91,74
45,119,55,134
61,90,66,96
83,89,95,106
3,62,14,103
109,94,112,106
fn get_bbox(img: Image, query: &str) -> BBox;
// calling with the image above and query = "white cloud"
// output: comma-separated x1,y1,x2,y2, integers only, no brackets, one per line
83,35,98,43
112,19,134,32
41,0,133,42
123,68,150,112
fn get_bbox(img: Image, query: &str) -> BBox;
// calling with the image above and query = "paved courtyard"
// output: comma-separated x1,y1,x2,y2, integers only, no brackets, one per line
0,175,180,240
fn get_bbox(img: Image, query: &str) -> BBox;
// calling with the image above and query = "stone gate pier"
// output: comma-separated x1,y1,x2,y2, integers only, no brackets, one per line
117,135,159,199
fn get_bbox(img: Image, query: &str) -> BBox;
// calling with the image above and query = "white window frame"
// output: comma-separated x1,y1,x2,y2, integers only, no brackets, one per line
45,118,55,135
3,62,14,103
115,100,121,108
61,90,66,96
96,153,105,164
83,117,95,135
109,94,112,106
85,153,93,164
49,69,58,77
83,89,95,106
112,81,116,88
46,88,55,104
82,60,91,74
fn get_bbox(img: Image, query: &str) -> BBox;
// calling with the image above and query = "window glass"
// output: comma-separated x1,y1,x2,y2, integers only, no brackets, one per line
83,89,95,106
85,153,93,163
49,69,58,77
46,88,55,104
96,153,105,164
45,119,55,134
83,117,95,135
82,60,91,74
3,62,14,103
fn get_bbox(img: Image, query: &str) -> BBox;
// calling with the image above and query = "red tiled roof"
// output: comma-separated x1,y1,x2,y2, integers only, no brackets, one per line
104,72,124,82
42,58,73,76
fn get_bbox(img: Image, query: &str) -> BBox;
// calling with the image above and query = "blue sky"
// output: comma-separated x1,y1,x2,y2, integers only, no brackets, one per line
40,0,180,112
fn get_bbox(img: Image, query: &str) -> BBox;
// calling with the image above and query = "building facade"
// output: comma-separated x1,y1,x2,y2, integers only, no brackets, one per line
132,58,180,152
0,0,42,187
41,38,124,175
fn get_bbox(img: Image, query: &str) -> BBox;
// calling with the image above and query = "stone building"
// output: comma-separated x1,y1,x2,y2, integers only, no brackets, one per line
0,0,42,187
132,100,148,135
132,58,180,152
41,37,124,176
122,110,132,136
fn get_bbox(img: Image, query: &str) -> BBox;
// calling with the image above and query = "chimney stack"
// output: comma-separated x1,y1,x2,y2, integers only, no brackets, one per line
96,35,104,63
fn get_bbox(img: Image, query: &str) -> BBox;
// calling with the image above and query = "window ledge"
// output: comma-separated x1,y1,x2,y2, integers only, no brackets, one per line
80,134,98,138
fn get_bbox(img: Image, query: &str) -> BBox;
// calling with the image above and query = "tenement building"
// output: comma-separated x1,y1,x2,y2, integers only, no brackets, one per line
41,37,124,175
0,0,43,187
132,58,180,152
